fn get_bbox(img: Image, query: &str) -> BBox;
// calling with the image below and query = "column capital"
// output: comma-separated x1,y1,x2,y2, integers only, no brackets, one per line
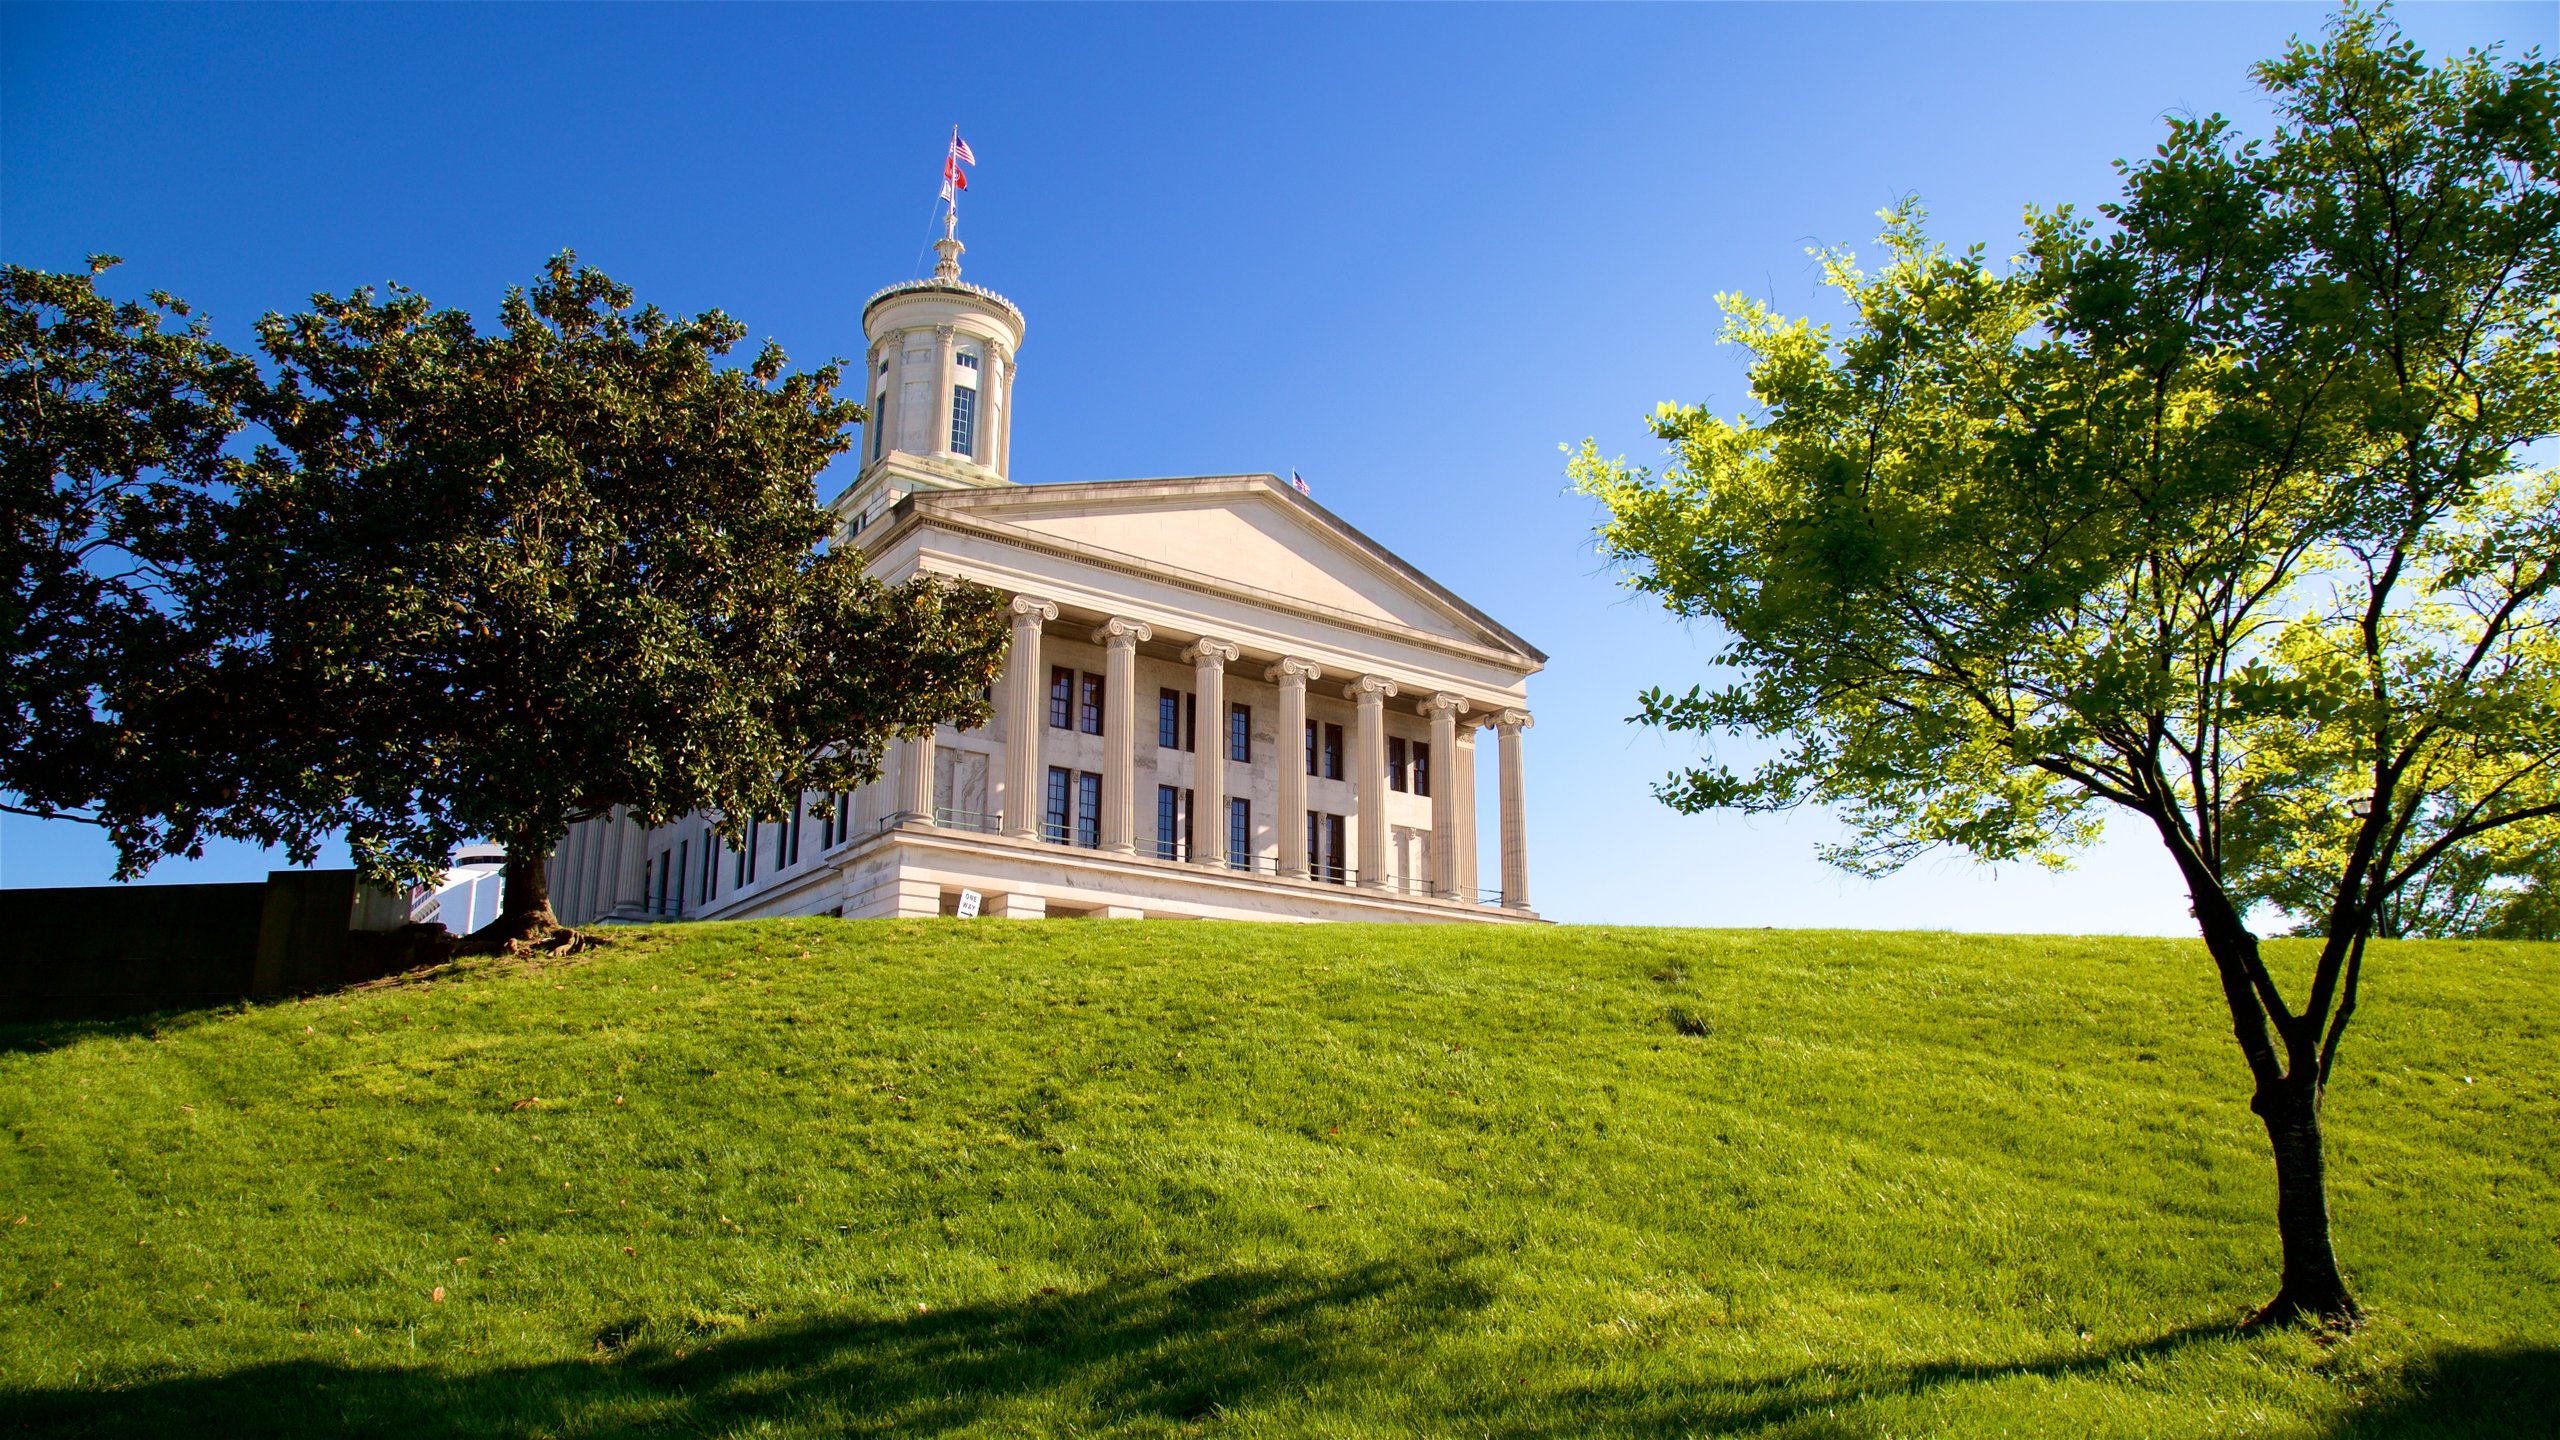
1009,595,1059,623
1182,637,1240,668
1344,674,1400,702
1265,657,1323,686
933,323,957,341
1093,617,1153,649
1493,707,1533,731
1417,691,1468,719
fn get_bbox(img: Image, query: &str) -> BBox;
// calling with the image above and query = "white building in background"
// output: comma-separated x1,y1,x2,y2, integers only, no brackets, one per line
546,226,1543,924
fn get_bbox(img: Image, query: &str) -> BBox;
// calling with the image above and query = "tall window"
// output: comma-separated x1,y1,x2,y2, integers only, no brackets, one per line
1159,689,1183,750
652,850,668,914
949,383,977,457
676,840,690,915
744,819,760,883
1323,723,1346,780
1307,810,1347,884
1388,737,1409,792
1157,785,1182,860
1229,702,1251,763
1413,741,1432,798
1046,766,1072,844
787,803,804,865
1050,666,1075,729
1077,772,1103,849
701,828,717,903
1080,672,1105,735
1229,797,1251,871
836,791,852,841
1306,720,1318,777
871,358,890,462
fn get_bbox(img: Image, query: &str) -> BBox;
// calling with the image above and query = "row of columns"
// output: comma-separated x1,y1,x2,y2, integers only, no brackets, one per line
546,805,649,924
907,595,1533,910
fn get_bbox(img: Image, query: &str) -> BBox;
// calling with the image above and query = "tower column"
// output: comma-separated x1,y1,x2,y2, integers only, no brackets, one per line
930,325,957,460
1496,709,1533,910
994,347,1016,479
1268,659,1320,878
1421,693,1466,898
1185,639,1239,868
1002,596,1057,839
1094,618,1152,853
1347,675,1399,889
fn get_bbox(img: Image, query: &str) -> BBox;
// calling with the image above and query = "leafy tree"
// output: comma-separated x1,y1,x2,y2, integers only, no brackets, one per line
5,253,1008,941
1572,7,2555,1326
1,258,274,868
215,255,1009,939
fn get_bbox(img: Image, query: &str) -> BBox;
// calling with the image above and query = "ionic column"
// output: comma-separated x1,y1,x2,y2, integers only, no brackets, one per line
1094,618,1152,853
1185,639,1239,867
611,812,650,919
899,730,937,824
1346,675,1399,889
1495,709,1533,910
930,325,957,458
1456,726,1481,898
557,820,591,923
1002,597,1056,838
1268,659,1320,877
1420,693,1466,898
579,813,616,923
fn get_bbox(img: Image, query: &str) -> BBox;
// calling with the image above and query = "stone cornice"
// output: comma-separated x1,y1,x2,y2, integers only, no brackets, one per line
871,492,1544,676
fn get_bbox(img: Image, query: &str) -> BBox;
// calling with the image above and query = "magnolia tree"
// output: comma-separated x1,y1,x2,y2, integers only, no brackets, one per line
4,255,1010,942
1572,8,2555,1326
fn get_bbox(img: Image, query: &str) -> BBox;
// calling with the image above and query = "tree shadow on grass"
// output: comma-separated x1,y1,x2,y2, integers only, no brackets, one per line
1498,1327,2560,1439
2321,1343,2560,1440
4,1255,1496,1439
1488,1320,2245,1438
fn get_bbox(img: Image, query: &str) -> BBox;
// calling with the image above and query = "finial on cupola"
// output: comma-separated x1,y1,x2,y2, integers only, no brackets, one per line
935,126,976,282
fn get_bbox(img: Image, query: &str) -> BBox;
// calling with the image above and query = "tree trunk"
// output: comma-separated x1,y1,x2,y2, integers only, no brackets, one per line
2252,1075,2361,1328
474,828,560,944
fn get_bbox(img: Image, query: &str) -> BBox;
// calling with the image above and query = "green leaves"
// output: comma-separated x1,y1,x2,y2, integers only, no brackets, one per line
1575,5,2558,944
3,253,1009,914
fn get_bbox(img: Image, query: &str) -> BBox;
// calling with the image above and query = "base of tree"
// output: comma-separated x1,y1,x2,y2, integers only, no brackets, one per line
2244,1287,2364,1334
460,909,586,957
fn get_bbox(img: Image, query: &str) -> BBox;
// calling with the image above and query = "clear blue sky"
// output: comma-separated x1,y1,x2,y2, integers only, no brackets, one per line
5,2,2549,929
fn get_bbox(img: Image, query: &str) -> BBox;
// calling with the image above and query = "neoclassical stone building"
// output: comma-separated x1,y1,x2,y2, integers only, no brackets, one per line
547,230,1542,924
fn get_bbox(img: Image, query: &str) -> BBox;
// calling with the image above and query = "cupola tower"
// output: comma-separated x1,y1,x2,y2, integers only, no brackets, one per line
834,215,1025,541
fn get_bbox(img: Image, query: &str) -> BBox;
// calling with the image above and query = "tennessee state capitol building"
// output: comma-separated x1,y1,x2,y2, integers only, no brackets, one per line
544,222,1543,925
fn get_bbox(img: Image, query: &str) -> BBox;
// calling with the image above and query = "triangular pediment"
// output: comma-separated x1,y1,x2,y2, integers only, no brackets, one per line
909,476,1543,664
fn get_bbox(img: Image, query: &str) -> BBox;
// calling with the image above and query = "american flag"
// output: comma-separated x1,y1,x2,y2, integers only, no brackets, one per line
1291,470,1311,496
949,131,976,167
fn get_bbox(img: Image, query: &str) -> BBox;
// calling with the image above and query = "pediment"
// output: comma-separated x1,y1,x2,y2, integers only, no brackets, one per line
911,476,1543,664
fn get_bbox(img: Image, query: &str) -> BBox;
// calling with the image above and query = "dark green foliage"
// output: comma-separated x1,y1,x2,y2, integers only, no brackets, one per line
2,254,1009,921
0,258,260,864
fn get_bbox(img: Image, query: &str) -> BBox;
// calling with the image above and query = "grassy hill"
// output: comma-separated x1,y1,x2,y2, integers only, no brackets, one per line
2,920,2553,1438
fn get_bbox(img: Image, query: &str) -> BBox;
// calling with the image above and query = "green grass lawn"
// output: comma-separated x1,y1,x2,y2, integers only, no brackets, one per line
2,921,2553,1438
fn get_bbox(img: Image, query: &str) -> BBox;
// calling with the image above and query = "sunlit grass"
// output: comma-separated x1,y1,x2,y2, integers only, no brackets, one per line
3,921,2552,1436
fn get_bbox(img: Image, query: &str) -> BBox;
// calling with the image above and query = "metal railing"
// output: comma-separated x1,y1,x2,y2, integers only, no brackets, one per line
933,807,1003,834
